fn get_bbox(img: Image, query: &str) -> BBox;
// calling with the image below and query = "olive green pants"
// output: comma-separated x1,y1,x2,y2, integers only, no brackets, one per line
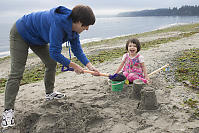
4,23,57,110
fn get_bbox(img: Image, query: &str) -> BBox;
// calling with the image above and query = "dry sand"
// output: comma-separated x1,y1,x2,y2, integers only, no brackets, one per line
0,32,199,133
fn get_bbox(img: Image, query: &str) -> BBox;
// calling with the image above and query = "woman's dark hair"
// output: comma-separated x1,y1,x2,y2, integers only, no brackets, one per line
125,38,141,53
70,5,95,26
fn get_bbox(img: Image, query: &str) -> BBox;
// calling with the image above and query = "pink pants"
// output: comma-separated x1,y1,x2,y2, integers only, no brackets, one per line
123,72,147,83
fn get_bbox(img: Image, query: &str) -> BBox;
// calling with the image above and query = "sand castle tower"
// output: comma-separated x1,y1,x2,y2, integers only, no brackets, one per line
130,79,146,100
137,86,159,110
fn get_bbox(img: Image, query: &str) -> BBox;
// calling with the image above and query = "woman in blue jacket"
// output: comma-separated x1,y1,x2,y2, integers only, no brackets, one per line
1,5,99,128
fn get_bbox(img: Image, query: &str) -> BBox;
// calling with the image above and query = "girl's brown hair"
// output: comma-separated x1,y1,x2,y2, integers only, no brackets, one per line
70,5,95,26
126,38,141,53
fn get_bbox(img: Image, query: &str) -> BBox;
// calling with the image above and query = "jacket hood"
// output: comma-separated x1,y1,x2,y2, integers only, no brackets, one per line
50,6,73,40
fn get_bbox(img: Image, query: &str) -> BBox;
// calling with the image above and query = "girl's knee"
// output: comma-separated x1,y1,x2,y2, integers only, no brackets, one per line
123,72,128,77
127,76,135,82
127,73,138,82
128,73,136,77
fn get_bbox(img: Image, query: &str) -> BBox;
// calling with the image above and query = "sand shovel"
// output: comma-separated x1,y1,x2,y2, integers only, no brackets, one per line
61,66,124,80
62,64,169,81
148,64,169,77
84,64,169,81
83,70,126,81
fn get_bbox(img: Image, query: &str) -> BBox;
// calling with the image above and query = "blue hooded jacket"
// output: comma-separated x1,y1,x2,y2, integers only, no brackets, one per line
16,6,89,66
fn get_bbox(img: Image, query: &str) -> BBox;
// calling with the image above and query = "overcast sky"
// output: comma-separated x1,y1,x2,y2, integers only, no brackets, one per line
0,0,198,22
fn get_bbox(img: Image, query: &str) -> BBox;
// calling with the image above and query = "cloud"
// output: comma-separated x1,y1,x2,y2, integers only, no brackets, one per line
0,0,198,16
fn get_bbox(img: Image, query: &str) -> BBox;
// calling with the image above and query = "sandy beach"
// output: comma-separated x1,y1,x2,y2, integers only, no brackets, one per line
0,29,199,133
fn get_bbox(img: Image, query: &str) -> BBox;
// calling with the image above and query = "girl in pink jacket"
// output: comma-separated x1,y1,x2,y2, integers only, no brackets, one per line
115,38,149,83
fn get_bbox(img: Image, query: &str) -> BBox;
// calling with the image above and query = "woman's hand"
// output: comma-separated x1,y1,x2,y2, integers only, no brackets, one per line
86,62,100,76
69,62,84,74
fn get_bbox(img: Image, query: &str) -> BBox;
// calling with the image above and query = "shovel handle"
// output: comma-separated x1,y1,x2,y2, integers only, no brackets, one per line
83,70,110,77
148,64,169,77
84,64,169,78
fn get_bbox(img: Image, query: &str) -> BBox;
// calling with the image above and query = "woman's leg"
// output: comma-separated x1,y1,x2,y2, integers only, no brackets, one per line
4,23,29,110
30,45,57,94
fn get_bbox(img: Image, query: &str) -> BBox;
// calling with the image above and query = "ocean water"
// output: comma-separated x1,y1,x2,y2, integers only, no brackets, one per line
1,16,199,58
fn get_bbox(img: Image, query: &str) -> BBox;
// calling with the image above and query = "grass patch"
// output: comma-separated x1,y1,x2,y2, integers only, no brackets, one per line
21,64,46,85
174,48,199,89
141,32,198,50
0,56,10,63
0,78,7,88
183,98,199,118
87,48,126,64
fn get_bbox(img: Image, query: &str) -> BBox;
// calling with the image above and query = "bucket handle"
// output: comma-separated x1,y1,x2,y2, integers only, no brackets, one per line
111,81,124,86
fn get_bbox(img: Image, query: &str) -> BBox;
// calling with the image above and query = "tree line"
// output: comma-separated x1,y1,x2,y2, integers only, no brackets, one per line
117,5,199,17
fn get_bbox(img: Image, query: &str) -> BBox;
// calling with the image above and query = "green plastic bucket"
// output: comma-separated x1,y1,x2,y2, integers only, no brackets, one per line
111,80,125,91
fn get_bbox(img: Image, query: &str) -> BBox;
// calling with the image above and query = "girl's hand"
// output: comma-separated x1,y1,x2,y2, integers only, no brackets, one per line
145,76,150,84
